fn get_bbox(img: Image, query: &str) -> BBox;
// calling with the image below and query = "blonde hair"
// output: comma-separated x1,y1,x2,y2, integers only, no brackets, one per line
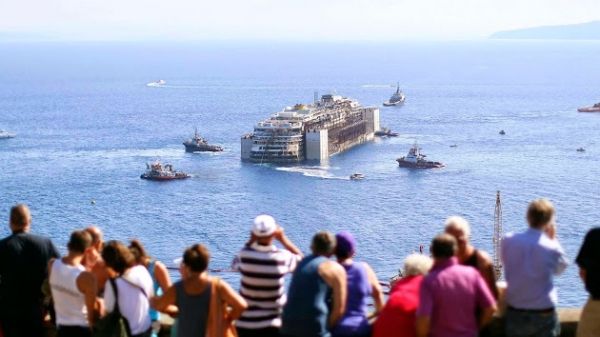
527,199,555,229
403,253,433,276
445,216,471,239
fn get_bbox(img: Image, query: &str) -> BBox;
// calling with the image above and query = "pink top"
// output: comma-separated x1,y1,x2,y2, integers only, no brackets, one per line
416,257,495,337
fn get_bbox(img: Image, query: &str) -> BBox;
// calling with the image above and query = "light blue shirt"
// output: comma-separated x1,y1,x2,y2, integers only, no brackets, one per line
502,228,568,309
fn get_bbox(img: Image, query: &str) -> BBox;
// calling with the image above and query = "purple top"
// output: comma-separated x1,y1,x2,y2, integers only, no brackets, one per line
331,262,372,337
416,257,496,337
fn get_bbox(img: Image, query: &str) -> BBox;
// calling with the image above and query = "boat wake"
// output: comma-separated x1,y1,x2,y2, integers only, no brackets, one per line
274,166,348,180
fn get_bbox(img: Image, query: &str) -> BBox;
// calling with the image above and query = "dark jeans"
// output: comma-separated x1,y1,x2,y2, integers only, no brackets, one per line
57,325,92,337
238,326,280,337
0,306,45,337
505,308,560,337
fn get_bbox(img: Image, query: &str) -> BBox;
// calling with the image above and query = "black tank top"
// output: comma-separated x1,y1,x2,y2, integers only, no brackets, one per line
464,249,479,269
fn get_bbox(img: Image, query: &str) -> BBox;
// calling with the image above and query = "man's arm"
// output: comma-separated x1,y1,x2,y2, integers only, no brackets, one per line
416,316,430,337
150,284,177,313
76,271,98,327
477,251,500,299
274,227,303,257
318,260,346,327
579,268,587,282
363,263,384,314
217,278,247,321
153,261,172,292
479,305,496,328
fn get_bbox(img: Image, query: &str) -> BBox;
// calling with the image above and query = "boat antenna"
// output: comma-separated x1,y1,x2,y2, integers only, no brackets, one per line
396,82,400,94
493,190,503,280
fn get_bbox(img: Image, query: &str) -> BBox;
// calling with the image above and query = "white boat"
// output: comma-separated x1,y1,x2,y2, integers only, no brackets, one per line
350,173,365,180
0,130,16,139
383,83,406,106
146,80,166,87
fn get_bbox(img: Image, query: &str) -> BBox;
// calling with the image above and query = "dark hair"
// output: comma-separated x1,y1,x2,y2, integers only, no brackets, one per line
129,239,149,264
10,204,30,228
431,233,457,259
67,230,92,254
183,244,210,273
527,199,555,229
311,231,336,256
102,240,135,274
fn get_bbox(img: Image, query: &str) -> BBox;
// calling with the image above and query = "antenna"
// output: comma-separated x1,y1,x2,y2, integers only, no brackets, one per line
493,190,503,280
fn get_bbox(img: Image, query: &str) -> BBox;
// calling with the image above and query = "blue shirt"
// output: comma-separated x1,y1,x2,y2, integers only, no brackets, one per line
502,228,568,309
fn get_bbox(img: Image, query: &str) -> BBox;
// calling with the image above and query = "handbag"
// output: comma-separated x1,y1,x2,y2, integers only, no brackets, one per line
206,277,238,337
93,278,132,337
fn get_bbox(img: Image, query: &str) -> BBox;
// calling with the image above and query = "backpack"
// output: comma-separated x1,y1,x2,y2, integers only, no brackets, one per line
93,278,132,337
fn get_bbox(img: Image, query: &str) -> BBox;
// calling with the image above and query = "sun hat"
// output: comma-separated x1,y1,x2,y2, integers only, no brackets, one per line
252,214,277,237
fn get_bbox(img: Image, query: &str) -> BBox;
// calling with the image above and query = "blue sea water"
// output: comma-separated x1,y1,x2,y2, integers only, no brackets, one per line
0,40,599,307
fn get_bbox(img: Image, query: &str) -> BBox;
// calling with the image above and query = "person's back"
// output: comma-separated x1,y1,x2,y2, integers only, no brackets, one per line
174,278,211,337
331,262,371,337
372,275,422,337
0,204,60,337
576,227,600,337
50,259,88,326
282,254,330,337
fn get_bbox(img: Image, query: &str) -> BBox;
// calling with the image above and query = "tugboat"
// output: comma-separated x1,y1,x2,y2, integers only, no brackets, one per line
374,127,399,137
577,147,586,152
578,103,600,113
146,80,166,87
383,83,406,106
396,143,444,169
499,130,506,135
350,173,365,180
0,130,16,139
183,128,224,152
140,161,190,181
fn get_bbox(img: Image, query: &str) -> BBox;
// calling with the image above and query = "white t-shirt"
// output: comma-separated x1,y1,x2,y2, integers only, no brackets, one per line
104,265,154,334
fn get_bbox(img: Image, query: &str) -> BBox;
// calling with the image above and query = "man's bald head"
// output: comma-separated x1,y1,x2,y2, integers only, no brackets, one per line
10,204,31,232
85,225,104,251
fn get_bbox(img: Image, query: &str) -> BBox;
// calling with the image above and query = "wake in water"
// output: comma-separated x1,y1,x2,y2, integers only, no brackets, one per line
274,165,349,180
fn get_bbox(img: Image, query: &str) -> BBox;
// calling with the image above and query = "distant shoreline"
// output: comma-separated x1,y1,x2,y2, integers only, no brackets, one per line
491,21,600,40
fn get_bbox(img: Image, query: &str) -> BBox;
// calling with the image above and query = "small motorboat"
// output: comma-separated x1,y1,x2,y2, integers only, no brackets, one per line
0,130,16,139
146,80,166,87
141,161,190,181
449,144,458,148
499,130,506,135
383,82,406,107
577,147,586,152
374,127,399,137
578,103,600,113
350,173,365,180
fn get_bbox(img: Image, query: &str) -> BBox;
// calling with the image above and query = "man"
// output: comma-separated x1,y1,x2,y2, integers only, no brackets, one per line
444,216,498,298
416,234,496,337
49,230,98,337
0,204,60,337
502,199,568,337
83,226,109,294
281,231,347,337
232,215,303,337
575,227,599,337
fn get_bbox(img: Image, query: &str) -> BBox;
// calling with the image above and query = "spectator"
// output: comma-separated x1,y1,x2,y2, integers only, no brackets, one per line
416,234,496,337
83,226,109,295
129,240,172,337
102,240,154,337
444,216,498,298
502,199,568,337
575,227,599,337
49,230,98,337
152,244,247,337
281,231,347,337
231,215,303,337
331,231,384,337
0,204,60,337
372,253,433,337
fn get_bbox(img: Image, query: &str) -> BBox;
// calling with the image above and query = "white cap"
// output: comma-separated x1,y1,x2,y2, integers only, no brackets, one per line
252,214,277,237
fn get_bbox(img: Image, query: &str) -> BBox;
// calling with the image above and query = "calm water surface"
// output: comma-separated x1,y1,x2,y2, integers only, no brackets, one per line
0,40,599,306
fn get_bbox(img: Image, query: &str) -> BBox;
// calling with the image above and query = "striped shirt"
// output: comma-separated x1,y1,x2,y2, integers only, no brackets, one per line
231,243,300,329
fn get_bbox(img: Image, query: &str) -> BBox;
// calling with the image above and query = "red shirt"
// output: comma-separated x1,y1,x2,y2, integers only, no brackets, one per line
372,275,424,337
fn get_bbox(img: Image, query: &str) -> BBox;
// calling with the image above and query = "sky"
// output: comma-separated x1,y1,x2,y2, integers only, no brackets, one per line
0,0,599,41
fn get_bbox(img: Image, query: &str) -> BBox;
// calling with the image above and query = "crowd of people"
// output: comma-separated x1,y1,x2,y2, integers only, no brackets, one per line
0,199,598,337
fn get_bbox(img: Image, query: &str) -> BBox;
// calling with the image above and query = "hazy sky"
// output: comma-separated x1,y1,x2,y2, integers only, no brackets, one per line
1,0,599,41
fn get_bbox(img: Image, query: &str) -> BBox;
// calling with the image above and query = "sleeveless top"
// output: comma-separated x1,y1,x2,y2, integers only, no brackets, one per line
175,280,211,337
49,259,88,327
281,255,330,337
147,260,162,321
464,249,479,269
331,262,372,337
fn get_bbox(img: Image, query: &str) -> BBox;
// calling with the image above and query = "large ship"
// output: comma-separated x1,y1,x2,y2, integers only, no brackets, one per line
241,94,380,163
383,83,406,106
396,143,444,169
183,129,223,152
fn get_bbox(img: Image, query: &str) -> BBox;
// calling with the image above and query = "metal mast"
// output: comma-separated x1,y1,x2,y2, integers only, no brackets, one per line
493,190,503,280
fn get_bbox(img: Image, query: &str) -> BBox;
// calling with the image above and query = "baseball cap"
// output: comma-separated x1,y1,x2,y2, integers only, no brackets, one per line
252,214,277,237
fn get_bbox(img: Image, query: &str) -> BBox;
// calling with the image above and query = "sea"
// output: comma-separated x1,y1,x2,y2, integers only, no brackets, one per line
1,40,599,307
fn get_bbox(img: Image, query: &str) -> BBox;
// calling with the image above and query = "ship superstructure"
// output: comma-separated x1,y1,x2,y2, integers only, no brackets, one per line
241,94,380,163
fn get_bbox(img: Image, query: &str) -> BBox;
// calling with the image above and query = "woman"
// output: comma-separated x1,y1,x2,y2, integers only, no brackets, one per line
102,240,154,337
151,244,247,337
372,254,433,337
331,231,384,337
129,240,172,336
